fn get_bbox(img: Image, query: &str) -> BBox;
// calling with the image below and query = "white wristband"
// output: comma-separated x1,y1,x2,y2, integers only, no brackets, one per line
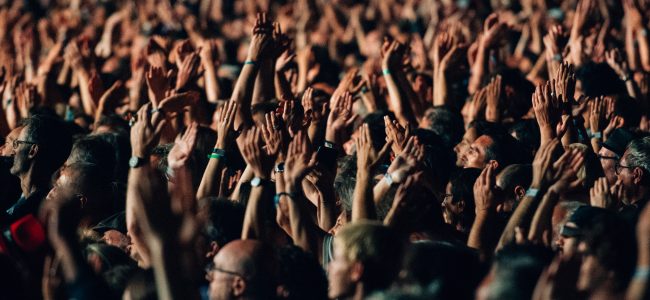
525,188,540,197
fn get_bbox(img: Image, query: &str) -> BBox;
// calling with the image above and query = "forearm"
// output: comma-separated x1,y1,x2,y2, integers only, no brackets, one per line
202,59,220,103
468,43,488,95
384,72,412,126
467,212,497,255
231,165,254,201
626,28,639,71
252,59,274,106
241,184,270,240
527,190,559,243
197,157,224,200
274,70,294,102
76,69,97,116
351,171,376,222
373,177,392,205
231,64,259,129
285,183,324,257
497,193,541,250
151,242,200,300
317,188,337,232
637,29,650,71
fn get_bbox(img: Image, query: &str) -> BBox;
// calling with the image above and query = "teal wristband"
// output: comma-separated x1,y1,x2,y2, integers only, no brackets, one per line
244,60,256,65
382,69,391,76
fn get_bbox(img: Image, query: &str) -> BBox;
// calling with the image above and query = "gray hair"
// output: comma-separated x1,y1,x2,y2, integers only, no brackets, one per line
625,137,650,173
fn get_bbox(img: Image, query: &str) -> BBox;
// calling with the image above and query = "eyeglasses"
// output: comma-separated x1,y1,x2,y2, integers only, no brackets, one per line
615,162,634,175
597,154,618,161
205,262,248,280
12,140,36,150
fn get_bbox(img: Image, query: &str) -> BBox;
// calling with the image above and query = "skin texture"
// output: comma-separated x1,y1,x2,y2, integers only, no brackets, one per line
454,127,478,167
0,126,22,156
327,242,358,299
461,135,493,169
598,147,618,185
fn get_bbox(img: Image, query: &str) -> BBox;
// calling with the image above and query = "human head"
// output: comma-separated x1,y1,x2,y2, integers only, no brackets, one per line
443,168,482,232
477,244,554,300
10,115,72,182
454,120,505,167
420,107,464,149
576,211,636,294
495,164,532,213
556,206,607,259
616,137,650,204
0,126,23,157
328,222,405,299
508,119,540,158
208,240,277,300
276,245,328,300
45,162,114,227
65,135,116,180
460,133,520,170
203,198,245,259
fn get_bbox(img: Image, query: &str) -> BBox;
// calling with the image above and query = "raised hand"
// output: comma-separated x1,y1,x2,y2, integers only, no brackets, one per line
213,101,238,149
589,96,606,134
553,62,576,105
145,38,168,70
386,136,423,184
381,40,407,71
238,127,274,179
261,112,287,159
532,82,562,142
531,139,562,190
547,148,584,194
481,13,508,48
605,49,631,79
466,88,488,123
590,177,616,210
175,52,201,91
275,49,295,73
325,91,356,144
247,13,273,62
15,82,38,118
384,115,410,155
283,131,316,187
355,123,392,172
146,65,172,106
301,87,326,124
130,103,167,158
543,25,566,59
473,163,499,214
167,122,198,170
157,91,200,116
485,75,502,122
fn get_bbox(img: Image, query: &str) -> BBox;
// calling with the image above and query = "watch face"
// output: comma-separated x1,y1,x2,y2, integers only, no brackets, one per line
129,157,140,168
251,177,261,186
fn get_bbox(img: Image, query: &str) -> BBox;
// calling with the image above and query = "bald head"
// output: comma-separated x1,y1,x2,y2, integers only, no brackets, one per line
209,240,277,300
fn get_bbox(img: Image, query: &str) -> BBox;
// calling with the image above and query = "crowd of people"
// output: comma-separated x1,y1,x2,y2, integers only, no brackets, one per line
0,0,650,299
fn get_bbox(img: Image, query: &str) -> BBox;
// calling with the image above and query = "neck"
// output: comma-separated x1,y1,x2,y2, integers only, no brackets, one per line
19,166,47,197
350,282,368,300
631,186,649,206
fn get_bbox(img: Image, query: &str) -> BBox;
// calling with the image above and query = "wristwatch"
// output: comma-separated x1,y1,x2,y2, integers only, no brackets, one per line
129,156,147,168
251,177,268,187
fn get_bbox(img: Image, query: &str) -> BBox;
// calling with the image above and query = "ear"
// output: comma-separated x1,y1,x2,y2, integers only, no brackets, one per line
231,276,247,297
28,144,39,159
206,241,220,258
514,185,526,200
457,199,465,212
350,261,364,283
633,167,644,185
78,195,88,209
488,159,499,170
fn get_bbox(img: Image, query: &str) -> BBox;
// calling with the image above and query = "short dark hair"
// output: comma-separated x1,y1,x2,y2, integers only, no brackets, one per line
509,119,540,158
482,132,528,168
68,135,116,179
497,164,532,193
204,197,246,248
22,114,72,177
450,168,482,226
488,244,555,300
422,107,464,148
277,245,328,300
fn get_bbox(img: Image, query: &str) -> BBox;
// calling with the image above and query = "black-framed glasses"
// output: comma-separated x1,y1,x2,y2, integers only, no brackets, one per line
12,140,36,150
205,262,248,280
615,162,634,175
597,154,618,161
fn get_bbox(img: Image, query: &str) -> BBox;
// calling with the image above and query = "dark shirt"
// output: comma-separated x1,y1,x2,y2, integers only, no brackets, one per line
3,189,48,226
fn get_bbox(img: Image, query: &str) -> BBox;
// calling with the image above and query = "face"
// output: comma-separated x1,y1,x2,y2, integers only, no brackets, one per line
461,135,493,169
327,242,355,299
103,230,131,252
556,234,579,259
598,147,618,185
441,182,462,225
577,243,608,292
1,126,23,157
454,128,478,167
615,154,638,201
10,127,34,176
208,247,245,300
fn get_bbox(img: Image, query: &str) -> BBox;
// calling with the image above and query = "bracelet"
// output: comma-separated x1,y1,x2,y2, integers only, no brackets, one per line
552,54,562,62
634,267,650,279
382,69,391,76
274,162,285,173
641,29,648,37
324,140,336,149
360,86,368,94
207,153,224,159
150,108,164,114
525,188,540,197
244,60,256,65
620,74,632,82
384,173,395,186
591,131,602,139
274,192,294,206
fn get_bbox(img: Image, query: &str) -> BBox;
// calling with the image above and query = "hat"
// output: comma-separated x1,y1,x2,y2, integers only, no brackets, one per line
560,206,608,238
601,128,636,158
92,211,126,234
